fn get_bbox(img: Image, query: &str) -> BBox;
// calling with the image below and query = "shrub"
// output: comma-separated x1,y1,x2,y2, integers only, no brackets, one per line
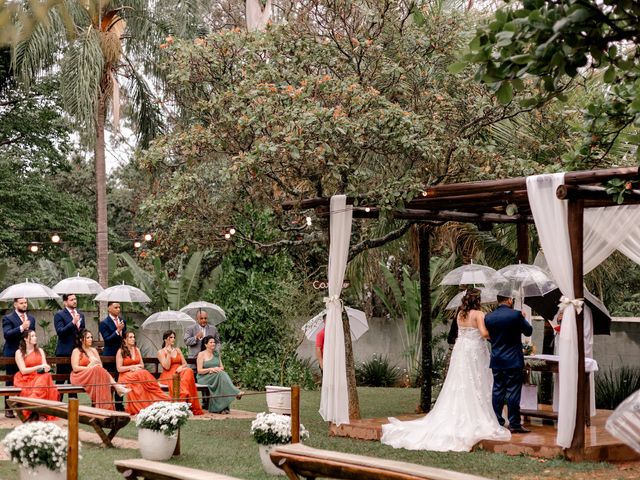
356,355,401,387
595,366,640,410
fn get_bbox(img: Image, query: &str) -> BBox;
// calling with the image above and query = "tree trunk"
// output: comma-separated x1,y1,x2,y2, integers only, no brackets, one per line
95,92,109,306
418,225,432,412
342,311,360,420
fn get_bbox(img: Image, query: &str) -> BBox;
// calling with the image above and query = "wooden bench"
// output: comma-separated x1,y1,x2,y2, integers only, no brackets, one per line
7,396,131,447
114,459,242,480
269,444,493,480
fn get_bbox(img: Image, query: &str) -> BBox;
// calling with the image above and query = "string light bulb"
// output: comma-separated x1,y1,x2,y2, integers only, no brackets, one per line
364,207,371,213
229,228,236,235
134,241,142,248
51,234,61,243
144,233,152,242
305,216,312,226
29,244,39,253
224,233,231,240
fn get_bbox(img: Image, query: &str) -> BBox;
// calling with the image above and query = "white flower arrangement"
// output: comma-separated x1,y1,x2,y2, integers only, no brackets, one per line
135,401,192,437
250,412,309,445
2,422,69,472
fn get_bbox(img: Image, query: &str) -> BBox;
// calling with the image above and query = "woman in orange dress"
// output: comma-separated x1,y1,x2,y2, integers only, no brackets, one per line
116,331,169,415
70,330,130,410
157,330,203,415
13,330,59,420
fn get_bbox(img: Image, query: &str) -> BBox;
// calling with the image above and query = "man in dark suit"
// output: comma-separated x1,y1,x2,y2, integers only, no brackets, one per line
484,295,533,434
54,293,85,398
183,310,219,410
2,297,35,417
99,301,126,411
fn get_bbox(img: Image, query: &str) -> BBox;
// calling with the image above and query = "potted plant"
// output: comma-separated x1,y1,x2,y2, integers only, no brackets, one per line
135,401,191,461
2,422,69,480
250,412,309,476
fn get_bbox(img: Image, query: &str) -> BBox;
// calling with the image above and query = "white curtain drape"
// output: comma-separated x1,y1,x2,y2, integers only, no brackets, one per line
319,195,352,425
527,173,579,448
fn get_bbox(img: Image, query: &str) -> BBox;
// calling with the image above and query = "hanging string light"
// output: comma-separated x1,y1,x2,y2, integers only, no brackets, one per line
133,241,142,249
305,216,312,226
51,233,61,243
29,244,39,253
229,228,236,235
144,233,153,242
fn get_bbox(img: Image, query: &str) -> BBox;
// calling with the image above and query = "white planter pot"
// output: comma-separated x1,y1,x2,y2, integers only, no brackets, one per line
258,444,286,476
19,465,65,480
265,385,291,415
138,428,178,461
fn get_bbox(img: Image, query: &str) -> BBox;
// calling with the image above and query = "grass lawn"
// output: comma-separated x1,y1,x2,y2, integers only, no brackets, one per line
0,387,629,479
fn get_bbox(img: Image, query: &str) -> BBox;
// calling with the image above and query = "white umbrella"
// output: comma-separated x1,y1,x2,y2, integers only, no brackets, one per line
301,307,369,341
179,301,226,326
496,263,556,297
440,263,504,286
52,273,104,295
94,283,151,303
445,288,498,310
141,310,196,331
0,279,60,301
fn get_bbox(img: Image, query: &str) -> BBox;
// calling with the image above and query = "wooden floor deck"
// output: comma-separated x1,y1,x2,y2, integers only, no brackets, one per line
329,409,640,462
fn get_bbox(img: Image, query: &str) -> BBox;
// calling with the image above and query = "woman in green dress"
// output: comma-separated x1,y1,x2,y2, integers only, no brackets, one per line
196,335,243,414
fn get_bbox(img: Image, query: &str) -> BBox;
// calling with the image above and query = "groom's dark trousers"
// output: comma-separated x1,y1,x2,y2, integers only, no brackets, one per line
491,368,525,427
485,303,533,429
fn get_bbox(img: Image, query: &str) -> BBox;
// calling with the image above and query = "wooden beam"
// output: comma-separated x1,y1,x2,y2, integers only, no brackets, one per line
567,199,586,461
556,184,640,204
422,167,638,198
291,385,300,443
407,190,529,209
346,207,533,224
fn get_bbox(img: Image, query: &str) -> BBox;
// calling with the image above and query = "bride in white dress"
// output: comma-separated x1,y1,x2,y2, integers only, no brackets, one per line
381,288,511,452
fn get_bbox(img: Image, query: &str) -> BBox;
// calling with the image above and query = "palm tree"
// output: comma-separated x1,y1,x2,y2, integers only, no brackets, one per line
11,0,166,291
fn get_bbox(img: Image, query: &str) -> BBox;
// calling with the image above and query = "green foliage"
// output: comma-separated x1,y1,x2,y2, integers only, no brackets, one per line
463,0,640,164
136,2,554,257
373,263,422,382
355,355,401,387
595,365,640,410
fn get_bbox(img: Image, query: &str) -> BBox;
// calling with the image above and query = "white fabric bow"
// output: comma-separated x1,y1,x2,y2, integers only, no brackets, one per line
558,295,584,314
323,295,342,307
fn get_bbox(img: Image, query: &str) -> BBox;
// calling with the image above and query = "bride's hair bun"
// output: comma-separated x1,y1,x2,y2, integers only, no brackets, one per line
460,288,482,313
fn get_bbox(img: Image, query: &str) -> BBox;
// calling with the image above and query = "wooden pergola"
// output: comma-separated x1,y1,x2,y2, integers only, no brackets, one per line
283,166,640,460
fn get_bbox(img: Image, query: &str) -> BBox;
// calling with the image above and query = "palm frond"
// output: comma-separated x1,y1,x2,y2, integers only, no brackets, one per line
60,26,103,130
125,66,163,148
13,5,65,84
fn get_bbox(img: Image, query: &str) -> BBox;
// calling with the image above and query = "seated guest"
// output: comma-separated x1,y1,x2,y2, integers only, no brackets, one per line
157,330,203,415
196,336,243,414
13,330,59,420
70,329,130,410
116,331,169,415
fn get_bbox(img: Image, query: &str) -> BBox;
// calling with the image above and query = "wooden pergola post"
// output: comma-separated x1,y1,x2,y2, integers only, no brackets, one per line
567,198,586,460
516,223,529,263
418,225,432,413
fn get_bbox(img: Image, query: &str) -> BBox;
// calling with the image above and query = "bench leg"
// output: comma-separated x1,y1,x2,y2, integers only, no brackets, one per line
87,419,118,447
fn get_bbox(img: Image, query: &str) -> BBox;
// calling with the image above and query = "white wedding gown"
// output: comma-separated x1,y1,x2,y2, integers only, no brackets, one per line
381,326,511,451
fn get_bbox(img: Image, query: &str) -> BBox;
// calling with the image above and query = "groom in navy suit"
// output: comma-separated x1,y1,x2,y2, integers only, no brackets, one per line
2,297,36,417
99,302,126,411
485,295,533,434
54,294,85,397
